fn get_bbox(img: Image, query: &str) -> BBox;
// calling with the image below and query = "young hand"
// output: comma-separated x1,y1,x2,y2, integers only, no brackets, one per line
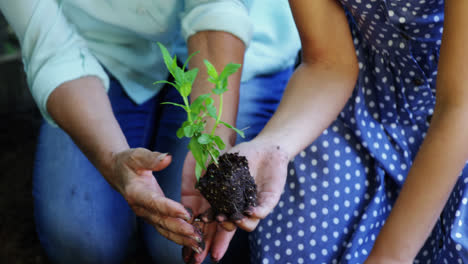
226,139,290,232
108,148,201,249
180,151,237,264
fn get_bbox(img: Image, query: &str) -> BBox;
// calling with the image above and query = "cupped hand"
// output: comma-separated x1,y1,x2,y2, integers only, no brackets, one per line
108,148,202,250
180,152,237,264
227,139,289,232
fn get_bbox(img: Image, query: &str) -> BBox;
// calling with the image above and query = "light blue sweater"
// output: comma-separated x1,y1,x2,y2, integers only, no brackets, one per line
0,0,300,125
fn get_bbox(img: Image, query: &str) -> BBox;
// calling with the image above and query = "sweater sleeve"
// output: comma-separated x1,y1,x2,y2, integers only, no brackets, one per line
181,0,253,46
0,0,109,125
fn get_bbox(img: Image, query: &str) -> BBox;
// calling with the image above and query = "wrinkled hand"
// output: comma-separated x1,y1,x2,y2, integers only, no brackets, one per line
228,140,289,232
108,148,201,249
180,152,237,264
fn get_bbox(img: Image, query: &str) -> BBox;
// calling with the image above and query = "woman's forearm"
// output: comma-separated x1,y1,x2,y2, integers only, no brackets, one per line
369,104,468,261
47,76,129,188
254,61,358,159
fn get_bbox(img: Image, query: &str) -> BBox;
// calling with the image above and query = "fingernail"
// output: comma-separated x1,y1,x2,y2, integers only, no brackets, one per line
216,215,226,222
179,213,191,222
191,235,201,243
184,207,193,221
201,215,210,223
244,207,254,216
199,240,206,251
211,253,220,263
158,153,169,160
191,246,201,254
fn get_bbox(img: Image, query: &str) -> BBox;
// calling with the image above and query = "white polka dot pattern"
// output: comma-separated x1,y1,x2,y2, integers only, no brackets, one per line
249,0,468,263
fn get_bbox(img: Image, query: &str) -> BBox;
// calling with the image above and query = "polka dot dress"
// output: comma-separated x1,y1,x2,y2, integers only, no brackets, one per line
250,1,468,263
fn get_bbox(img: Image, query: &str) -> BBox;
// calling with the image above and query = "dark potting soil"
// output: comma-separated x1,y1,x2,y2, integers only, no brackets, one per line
196,153,257,221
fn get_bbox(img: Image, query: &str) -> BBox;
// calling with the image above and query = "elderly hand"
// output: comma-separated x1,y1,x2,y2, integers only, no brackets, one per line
108,148,202,250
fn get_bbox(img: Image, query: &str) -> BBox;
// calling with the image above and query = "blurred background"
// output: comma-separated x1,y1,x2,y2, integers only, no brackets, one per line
0,12,47,264
0,12,154,263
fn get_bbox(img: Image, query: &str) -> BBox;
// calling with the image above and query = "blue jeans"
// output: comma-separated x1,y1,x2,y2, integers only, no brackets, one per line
33,67,293,264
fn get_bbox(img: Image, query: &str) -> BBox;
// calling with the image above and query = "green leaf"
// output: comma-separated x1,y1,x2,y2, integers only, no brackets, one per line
177,68,198,98
213,135,226,150
153,80,178,90
190,112,199,122
157,42,175,75
182,50,200,71
207,104,217,118
198,134,212,145
207,77,217,84
180,120,191,128
173,68,186,94
179,83,191,98
204,59,218,80
189,138,206,170
176,127,184,139
193,122,206,134
195,162,202,181
172,56,178,73
191,93,211,113
205,97,214,106
220,121,245,138
219,63,241,81
183,125,195,138
185,68,199,85
203,97,217,118
212,86,226,95
161,102,187,111
176,121,190,139
212,80,229,95
207,147,220,164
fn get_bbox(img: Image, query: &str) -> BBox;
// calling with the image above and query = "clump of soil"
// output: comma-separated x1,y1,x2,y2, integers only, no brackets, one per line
196,153,257,220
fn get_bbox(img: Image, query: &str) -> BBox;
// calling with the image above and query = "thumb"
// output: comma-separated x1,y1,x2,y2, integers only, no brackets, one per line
128,148,172,171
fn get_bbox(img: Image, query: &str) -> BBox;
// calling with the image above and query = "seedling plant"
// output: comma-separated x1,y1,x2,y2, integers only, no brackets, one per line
154,42,245,180
155,42,257,221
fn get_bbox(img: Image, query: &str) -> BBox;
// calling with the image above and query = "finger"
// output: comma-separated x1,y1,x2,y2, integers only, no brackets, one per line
185,206,194,221
235,217,261,232
182,245,195,264
192,221,217,264
250,191,281,219
210,225,237,262
137,191,191,221
200,208,215,223
128,148,172,171
155,225,203,251
219,220,236,232
145,212,201,239
216,214,227,223
243,206,254,216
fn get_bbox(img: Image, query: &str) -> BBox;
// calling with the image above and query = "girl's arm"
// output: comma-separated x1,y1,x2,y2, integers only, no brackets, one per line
367,1,468,262
234,0,359,231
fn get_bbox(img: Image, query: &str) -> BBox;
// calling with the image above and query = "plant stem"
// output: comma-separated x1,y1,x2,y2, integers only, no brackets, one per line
207,147,219,165
211,93,223,136
182,96,192,123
